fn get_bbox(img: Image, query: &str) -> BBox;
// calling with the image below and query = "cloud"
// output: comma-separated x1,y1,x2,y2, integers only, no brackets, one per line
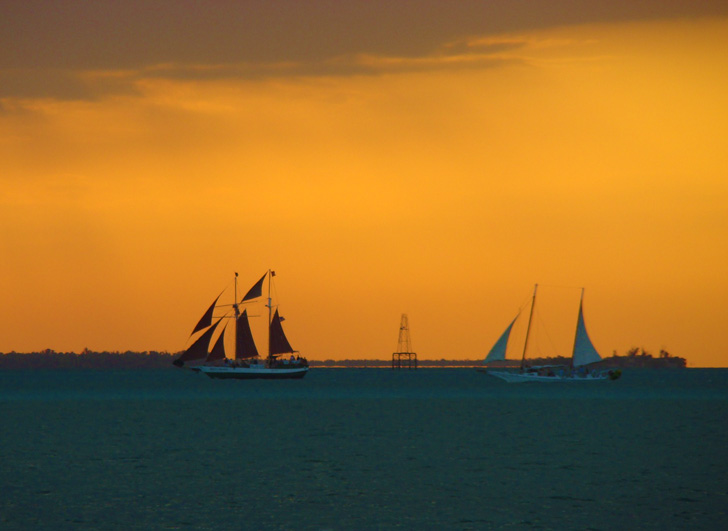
2,0,727,101
0,41,530,103
0,68,142,103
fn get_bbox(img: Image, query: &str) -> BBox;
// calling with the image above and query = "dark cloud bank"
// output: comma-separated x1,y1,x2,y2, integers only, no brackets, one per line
1,0,726,100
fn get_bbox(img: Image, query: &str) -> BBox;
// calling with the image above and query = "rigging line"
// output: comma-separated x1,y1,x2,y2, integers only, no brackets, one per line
495,291,532,325
532,310,560,358
516,293,533,314
507,292,533,331
214,276,236,301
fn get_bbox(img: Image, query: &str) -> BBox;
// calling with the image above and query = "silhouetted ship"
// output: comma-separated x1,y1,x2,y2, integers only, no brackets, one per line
173,270,308,379
482,285,621,382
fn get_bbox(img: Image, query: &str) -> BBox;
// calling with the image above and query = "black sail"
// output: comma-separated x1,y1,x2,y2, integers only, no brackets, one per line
174,318,223,366
269,309,294,357
206,325,227,362
235,309,259,359
190,292,223,335
242,272,267,301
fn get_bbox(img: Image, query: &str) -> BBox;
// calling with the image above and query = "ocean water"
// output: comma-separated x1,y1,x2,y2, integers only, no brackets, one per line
1,368,726,530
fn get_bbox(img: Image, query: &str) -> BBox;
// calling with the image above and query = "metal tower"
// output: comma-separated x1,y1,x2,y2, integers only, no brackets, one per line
392,313,417,369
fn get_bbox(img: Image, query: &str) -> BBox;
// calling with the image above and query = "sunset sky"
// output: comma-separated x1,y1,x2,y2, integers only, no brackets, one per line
2,1,727,366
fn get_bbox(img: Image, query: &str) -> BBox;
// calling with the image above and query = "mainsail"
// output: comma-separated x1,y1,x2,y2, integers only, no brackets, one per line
235,309,259,359
269,309,294,356
175,318,223,366
243,272,267,301
207,326,227,362
191,292,223,335
572,302,602,367
484,315,518,362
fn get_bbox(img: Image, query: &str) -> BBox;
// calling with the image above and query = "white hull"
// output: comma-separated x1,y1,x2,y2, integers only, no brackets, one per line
487,370,611,383
193,365,309,380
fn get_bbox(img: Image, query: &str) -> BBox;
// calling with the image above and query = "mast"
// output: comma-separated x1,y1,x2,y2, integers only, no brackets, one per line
570,288,585,370
267,269,273,360
520,284,538,371
233,272,240,359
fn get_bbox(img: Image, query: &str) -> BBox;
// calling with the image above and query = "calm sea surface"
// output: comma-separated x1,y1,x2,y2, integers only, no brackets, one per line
1,368,726,530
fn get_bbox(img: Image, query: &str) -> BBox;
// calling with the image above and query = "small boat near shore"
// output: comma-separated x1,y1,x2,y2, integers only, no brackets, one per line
482,285,621,383
173,270,308,379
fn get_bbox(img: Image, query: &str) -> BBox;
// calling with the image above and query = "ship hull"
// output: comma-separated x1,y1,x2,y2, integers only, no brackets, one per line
487,370,612,383
193,366,309,380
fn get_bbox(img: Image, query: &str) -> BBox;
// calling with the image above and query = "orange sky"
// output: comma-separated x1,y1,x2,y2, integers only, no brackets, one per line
1,2,727,366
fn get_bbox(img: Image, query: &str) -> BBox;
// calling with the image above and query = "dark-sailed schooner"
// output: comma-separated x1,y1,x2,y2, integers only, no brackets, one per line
173,270,309,379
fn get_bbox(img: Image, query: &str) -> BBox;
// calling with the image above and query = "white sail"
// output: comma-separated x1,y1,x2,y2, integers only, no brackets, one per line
486,288,618,382
572,303,602,367
484,316,518,362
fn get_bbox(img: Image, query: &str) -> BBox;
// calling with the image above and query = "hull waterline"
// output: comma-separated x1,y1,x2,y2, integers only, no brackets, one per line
194,366,309,380
487,370,613,383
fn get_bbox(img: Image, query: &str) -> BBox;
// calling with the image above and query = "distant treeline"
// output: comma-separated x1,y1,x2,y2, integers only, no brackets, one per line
0,350,177,369
311,359,483,368
0,347,686,369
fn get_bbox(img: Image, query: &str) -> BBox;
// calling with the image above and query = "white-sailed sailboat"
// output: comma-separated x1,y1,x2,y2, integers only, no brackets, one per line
173,270,309,379
483,285,621,382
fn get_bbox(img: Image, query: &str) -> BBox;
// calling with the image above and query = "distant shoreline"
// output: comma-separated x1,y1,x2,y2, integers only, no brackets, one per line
0,350,688,369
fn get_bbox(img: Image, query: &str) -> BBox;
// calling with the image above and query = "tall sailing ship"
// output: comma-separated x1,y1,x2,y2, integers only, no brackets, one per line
483,285,621,382
173,270,309,379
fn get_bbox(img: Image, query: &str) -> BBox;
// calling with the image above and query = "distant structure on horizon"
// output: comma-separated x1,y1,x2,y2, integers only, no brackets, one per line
392,313,417,370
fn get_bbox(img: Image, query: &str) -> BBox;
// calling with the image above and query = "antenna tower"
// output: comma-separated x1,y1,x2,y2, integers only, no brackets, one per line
392,313,417,369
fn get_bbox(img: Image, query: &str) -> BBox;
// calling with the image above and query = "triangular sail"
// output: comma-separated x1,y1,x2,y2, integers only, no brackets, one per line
190,292,223,335
269,309,294,357
572,303,602,367
242,272,267,301
174,318,223,366
484,315,518,362
235,309,259,359
206,325,227,362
